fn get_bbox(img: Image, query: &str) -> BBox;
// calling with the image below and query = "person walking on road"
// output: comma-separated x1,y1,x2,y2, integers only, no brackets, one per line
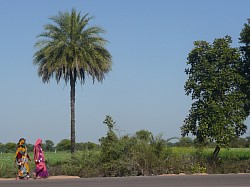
15,138,31,180
33,138,49,179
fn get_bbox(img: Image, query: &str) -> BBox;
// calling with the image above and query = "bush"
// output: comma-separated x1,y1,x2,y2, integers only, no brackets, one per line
1,147,250,178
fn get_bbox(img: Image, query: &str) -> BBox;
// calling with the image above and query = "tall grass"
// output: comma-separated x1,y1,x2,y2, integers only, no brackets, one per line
1,148,250,178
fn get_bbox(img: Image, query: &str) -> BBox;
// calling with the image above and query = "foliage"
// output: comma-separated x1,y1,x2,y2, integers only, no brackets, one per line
175,137,194,147
229,137,248,148
1,144,250,178
76,142,99,151
239,19,250,116
26,143,34,153
246,136,250,147
56,139,71,151
190,163,207,174
99,115,119,164
182,36,247,147
135,130,152,142
44,140,55,151
33,8,112,154
77,150,102,177
193,138,216,148
130,139,157,175
149,133,167,158
4,142,16,153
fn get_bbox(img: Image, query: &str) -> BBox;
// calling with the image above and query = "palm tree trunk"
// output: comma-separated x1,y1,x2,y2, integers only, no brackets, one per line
70,75,76,154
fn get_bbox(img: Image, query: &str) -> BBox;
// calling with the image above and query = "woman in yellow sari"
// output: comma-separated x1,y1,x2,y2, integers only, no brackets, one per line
15,138,31,180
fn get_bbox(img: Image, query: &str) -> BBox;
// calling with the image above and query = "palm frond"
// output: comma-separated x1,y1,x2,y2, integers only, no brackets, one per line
34,9,112,85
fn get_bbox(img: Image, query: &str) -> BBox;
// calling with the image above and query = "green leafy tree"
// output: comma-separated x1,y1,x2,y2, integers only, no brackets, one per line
135,130,152,143
5,142,16,153
56,139,71,151
44,140,55,151
33,8,112,154
175,137,193,147
239,19,250,116
182,36,247,151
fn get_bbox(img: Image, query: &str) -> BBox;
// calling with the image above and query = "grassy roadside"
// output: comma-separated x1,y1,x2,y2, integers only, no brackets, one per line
1,148,250,178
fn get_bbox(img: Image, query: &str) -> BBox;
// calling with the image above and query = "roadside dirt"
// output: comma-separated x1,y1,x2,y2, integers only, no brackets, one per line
0,175,80,180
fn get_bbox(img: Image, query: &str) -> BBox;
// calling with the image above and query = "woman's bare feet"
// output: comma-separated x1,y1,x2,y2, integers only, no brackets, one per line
33,173,37,179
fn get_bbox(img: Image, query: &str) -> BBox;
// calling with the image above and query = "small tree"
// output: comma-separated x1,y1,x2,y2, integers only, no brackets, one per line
45,140,55,151
182,36,247,153
99,115,118,163
56,139,71,151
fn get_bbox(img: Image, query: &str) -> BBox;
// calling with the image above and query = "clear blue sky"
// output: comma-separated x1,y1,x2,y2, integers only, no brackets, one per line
0,0,249,145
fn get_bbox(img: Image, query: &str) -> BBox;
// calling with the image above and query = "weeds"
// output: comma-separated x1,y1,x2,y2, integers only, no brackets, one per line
1,148,250,178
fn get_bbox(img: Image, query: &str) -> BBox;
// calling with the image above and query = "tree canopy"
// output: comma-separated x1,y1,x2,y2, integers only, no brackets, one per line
182,36,247,147
239,19,250,116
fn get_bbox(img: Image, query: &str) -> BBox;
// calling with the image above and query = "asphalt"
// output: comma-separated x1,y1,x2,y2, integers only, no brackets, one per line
0,174,250,187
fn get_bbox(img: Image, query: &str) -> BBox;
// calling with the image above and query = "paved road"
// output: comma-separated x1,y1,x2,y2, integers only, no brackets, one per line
1,174,250,187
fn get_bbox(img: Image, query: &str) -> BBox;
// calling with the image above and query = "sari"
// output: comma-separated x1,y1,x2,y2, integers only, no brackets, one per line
15,138,30,179
33,139,49,178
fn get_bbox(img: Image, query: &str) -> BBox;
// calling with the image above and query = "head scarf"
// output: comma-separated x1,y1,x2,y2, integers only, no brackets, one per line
18,138,26,146
35,139,42,147
34,138,43,160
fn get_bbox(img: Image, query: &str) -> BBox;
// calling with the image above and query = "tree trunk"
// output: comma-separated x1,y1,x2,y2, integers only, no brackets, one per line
213,145,220,158
70,75,76,154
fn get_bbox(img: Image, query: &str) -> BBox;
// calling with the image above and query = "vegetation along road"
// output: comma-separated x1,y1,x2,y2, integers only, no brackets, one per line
1,174,250,187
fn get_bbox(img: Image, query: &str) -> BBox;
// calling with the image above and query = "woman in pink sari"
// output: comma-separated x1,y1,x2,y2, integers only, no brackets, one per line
33,139,49,179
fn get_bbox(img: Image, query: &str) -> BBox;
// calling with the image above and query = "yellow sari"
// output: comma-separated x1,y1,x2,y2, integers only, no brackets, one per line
15,138,30,179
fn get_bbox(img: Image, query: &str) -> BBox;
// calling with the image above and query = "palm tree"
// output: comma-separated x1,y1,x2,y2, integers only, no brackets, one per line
33,8,112,154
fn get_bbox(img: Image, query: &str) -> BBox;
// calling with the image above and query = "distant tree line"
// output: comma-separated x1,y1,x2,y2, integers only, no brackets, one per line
1,128,249,154
0,139,99,153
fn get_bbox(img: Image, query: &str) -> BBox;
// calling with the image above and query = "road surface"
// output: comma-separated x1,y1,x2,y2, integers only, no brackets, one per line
0,174,250,187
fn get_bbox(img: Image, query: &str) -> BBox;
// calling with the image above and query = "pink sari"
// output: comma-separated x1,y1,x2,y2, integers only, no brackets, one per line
34,139,49,178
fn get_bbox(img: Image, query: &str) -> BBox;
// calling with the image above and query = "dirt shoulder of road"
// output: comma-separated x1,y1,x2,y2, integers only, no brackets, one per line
0,173,208,180
1,173,247,180
0,175,80,180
